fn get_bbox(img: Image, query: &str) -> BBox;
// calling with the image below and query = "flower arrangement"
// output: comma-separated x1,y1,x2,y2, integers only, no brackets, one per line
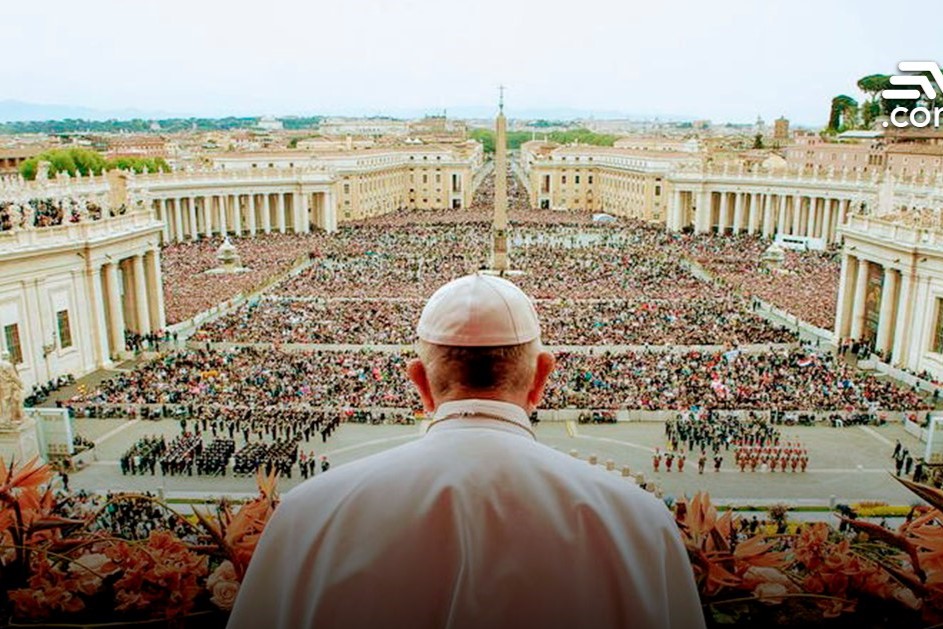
674,479,943,627
0,457,279,626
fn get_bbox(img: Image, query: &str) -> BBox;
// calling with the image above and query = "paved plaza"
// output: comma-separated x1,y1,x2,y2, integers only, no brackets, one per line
68,415,921,506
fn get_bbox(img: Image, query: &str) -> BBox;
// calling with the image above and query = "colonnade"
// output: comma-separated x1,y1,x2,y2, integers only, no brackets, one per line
670,187,855,244
153,189,337,244
832,244,938,373
87,248,166,361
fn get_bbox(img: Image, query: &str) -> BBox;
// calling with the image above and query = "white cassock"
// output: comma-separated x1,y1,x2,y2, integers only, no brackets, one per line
228,399,705,629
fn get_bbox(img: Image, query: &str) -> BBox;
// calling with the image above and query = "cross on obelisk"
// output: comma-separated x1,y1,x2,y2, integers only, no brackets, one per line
490,85,509,272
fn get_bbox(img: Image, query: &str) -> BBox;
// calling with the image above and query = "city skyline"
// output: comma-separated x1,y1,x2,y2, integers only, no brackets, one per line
3,0,937,126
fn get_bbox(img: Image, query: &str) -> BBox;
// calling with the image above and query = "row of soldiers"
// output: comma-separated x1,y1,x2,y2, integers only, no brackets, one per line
734,443,809,472
652,449,724,473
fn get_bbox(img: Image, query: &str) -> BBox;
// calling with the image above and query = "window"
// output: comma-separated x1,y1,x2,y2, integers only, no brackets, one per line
4,324,22,364
57,310,72,349
343,184,350,194
561,176,567,184
588,176,593,185
575,176,580,184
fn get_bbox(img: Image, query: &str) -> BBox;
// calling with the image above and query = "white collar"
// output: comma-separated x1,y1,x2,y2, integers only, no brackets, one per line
429,399,535,440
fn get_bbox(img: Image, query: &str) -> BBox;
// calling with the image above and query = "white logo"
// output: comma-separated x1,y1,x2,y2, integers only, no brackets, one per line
882,61,943,100
882,61,943,128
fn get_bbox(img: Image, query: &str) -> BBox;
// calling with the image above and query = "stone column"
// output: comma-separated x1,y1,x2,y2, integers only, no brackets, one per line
277,192,287,233
850,258,870,339
132,254,151,334
233,195,242,236
761,193,773,238
791,195,802,235
776,195,787,236
907,276,933,371
694,190,711,234
174,199,185,243
218,194,227,236
157,198,169,243
892,271,914,366
718,192,729,234
146,249,166,330
104,262,126,357
202,196,213,237
188,197,198,240
324,190,337,233
747,192,759,235
806,197,817,238
87,264,111,367
875,268,898,354
261,193,272,233
299,192,311,233
248,193,258,235
834,253,856,339
732,192,744,234
822,200,833,243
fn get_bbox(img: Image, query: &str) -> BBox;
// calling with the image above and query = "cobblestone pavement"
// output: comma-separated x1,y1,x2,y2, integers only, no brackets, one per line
68,417,921,506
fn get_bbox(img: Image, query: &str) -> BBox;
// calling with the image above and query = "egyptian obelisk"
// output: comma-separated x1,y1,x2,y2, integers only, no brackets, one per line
490,86,509,273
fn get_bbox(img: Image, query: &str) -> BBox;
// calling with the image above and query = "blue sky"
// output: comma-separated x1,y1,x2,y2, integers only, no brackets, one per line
3,0,938,125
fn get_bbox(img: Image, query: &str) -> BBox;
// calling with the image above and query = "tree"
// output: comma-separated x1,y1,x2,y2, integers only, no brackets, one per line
753,134,764,149
827,95,858,132
19,148,169,180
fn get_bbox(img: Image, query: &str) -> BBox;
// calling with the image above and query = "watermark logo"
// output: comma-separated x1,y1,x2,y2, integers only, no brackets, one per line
882,61,943,128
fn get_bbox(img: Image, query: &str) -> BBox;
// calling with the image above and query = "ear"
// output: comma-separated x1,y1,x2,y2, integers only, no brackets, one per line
526,351,556,412
407,358,436,413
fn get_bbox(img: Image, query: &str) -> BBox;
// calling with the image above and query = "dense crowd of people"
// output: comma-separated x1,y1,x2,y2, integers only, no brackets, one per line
160,233,328,324
678,232,840,330
193,295,795,346
66,345,929,416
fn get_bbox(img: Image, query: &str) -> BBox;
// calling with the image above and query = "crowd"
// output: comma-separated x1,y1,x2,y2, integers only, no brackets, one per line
194,295,794,346
547,347,929,411
54,489,200,542
66,345,929,417
677,232,840,330
23,374,75,407
160,233,328,324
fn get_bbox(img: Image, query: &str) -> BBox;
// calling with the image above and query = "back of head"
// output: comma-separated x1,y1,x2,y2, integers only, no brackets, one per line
411,273,552,408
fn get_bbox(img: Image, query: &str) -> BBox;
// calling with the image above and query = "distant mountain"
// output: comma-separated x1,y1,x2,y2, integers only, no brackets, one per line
0,100,179,123
0,99,708,126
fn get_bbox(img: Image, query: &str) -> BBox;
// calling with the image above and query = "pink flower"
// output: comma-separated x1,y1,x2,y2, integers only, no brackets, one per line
208,560,241,611
208,560,238,590
210,579,241,611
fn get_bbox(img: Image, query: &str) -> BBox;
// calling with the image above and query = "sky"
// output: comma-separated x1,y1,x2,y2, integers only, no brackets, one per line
3,0,940,125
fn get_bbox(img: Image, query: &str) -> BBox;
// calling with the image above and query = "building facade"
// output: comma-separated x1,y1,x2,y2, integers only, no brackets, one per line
836,215,943,377
0,208,165,389
520,142,698,221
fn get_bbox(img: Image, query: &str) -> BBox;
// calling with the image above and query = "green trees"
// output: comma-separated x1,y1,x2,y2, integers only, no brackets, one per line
827,95,859,132
19,148,170,180
469,127,617,154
